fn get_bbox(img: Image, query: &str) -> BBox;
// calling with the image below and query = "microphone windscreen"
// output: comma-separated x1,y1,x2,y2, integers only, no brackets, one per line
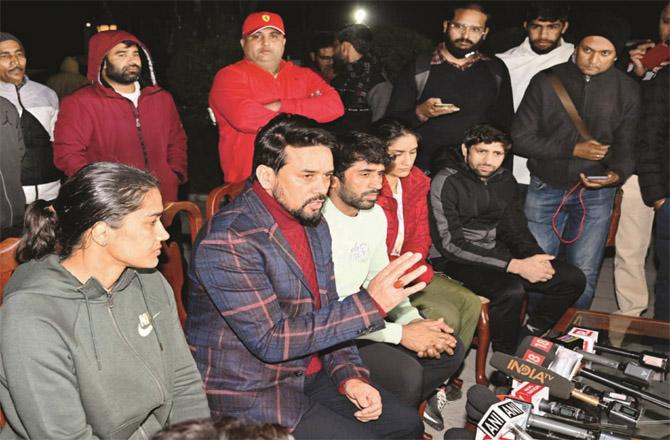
489,352,573,400
466,384,499,414
443,428,475,439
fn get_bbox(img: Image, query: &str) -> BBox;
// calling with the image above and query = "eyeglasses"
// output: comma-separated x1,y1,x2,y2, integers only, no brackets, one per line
448,22,485,35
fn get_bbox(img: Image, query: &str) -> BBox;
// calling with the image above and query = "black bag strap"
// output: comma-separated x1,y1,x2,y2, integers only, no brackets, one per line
546,71,593,141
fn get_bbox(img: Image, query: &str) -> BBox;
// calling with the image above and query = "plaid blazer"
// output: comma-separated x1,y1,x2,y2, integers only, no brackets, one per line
186,185,385,429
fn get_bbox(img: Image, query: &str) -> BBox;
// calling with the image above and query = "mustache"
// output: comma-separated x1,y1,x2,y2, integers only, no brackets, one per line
300,194,326,208
362,190,380,197
454,38,474,45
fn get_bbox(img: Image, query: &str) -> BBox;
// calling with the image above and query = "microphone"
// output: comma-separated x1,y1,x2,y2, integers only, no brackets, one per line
492,351,670,411
579,367,670,410
537,400,598,424
468,385,596,440
516,336,582,379
489,352,600,407
443,428,476,439
594,344,668,373
575,349,654,388
468,386,535,440
555,334,668,373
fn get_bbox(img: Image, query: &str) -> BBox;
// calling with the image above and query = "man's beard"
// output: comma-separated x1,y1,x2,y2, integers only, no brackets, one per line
337,185,379,211
443,32,483,59
105,62,141,85
530,38,561,55
273,185,326,227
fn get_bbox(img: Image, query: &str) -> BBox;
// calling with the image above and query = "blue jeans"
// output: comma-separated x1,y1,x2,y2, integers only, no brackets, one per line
525,176,616,309
654,201,669,321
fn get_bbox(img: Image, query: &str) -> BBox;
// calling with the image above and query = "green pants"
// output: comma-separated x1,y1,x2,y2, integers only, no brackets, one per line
410,273,481,348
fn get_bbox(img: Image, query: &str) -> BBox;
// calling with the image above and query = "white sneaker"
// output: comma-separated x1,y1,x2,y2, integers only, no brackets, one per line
423,387,447,431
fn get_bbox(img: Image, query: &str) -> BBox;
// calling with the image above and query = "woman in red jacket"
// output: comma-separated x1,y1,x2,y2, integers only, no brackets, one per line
372,119,481,349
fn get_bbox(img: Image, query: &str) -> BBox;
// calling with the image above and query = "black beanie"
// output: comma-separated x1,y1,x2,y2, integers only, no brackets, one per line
0,32,24,52
577,12,630,56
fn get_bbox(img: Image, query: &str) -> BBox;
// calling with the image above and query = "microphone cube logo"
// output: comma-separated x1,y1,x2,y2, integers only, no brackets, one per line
522,349,546,366
477,400,525,439
530,337,553,352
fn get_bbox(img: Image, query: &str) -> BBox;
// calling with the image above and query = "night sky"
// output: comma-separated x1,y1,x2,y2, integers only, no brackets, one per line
2,1,665,76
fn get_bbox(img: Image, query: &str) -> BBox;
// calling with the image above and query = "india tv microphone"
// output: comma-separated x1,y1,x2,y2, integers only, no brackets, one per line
489,352,600,407
468,385,596,440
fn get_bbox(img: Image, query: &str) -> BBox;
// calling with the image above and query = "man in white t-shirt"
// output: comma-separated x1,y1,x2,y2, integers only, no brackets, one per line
496,2,573,198
323,131,465,429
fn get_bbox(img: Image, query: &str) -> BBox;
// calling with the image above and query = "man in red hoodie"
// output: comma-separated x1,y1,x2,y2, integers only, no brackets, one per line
54,30,187,202
209,11,344,183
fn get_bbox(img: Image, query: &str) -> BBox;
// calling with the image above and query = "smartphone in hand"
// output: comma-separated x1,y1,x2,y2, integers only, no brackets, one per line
641,43,670,70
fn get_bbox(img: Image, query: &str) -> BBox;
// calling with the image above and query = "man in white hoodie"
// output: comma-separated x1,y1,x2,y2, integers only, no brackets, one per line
497,2,573,198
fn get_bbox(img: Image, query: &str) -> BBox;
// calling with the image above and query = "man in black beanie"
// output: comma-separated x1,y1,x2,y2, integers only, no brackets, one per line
511,12,641,310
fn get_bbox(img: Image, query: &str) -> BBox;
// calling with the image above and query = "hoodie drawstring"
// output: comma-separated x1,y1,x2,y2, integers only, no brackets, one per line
80,289,103,371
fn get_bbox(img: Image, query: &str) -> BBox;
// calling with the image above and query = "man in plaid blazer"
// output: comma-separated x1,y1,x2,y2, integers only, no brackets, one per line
187,114,427,439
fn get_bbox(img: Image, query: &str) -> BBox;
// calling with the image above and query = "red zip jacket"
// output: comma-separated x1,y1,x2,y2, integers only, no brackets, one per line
377,166,435,285
209,59,343,183
54,31,187,202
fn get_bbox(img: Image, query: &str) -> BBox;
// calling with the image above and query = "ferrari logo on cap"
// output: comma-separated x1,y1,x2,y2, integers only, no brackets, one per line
262,14,270,22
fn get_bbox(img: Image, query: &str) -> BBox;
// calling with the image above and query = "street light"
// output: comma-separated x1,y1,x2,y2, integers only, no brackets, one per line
353,8,367,24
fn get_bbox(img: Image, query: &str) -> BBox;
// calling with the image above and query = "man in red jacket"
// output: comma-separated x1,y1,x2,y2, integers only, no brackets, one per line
209,11,344,183
54,30,187,202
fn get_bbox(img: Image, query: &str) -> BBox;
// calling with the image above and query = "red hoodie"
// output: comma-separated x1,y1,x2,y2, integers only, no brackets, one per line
54,30,187,202
376,166,435,285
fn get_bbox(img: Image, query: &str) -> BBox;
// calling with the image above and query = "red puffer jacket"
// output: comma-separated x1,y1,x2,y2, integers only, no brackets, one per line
377,166,434,285
54,30,187,202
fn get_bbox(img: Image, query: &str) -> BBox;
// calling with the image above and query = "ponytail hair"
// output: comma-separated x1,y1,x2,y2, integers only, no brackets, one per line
16,200,58,263
16,162,159,263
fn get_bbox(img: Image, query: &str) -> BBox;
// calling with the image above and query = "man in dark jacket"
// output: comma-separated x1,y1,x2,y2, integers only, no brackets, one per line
0,32,61,204
638,64,669,321
54,30,187,202
429,124,584,354
187,114,425,439
512,16,641,309
386,2,513,174
0,96,25,239
329,24,389,133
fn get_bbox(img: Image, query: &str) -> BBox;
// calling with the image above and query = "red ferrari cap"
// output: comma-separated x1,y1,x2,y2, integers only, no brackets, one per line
242,12,285,37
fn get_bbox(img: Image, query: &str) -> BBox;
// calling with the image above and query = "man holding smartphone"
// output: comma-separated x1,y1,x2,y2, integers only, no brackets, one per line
386,2,513,175
512,14,641,309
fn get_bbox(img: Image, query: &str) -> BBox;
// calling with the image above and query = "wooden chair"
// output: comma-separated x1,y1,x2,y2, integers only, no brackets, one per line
0,237,20,305
205,181,246,220
605,188,623,248
158,201,203,328
471,294,528,385
0,237,20,427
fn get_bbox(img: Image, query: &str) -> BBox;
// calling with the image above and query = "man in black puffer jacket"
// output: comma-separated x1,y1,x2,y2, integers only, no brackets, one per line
511,15,641,311
429,124,585,354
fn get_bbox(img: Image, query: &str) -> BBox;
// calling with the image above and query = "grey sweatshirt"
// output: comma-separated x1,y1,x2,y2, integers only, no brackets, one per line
0,255,210,439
